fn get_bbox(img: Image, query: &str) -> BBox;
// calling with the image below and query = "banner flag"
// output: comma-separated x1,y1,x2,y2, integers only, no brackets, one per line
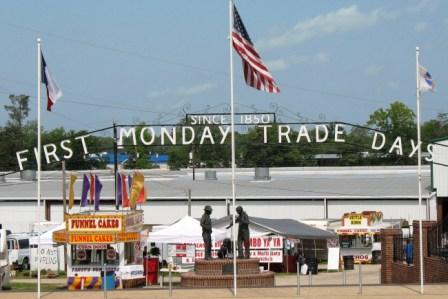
68,174,77,209
80,174,90,207
89,174,95,204
122,174,130,208
130,172,144,209
117,173,122,206
94,175,103,211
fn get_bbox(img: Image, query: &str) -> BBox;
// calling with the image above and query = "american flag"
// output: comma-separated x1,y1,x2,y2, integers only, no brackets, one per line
232,5,280,93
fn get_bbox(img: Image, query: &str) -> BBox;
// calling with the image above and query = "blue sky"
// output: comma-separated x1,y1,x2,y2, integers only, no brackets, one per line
0,0,446,131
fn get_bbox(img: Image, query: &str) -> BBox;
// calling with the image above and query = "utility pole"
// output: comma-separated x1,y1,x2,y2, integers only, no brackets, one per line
113,123,118,210
61,160,67,272
188,189,192,216
189,151,195,181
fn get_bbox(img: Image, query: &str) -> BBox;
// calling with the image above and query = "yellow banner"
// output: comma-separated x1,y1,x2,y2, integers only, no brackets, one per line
130,172,144,209
68,174,77,209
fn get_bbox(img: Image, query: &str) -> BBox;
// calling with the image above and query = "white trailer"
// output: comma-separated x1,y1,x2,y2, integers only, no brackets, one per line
0,227,11,290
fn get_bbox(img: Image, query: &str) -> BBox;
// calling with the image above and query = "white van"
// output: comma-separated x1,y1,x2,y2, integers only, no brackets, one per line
0,228,11,289
7,233,33,270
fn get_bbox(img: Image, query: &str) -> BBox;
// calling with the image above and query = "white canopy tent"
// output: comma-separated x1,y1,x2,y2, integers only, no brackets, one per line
30,223,65,246
148,216,227,243
29,223,65,272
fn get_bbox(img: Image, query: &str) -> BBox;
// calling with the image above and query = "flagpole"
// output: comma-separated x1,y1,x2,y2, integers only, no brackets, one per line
36,37,42,299
228,0,237,296
415,46,424,295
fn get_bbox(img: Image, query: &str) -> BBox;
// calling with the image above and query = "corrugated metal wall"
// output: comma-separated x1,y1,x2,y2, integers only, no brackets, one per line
433,139,448,196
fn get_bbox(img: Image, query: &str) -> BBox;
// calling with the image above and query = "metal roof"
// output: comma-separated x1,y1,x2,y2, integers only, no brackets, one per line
213,215,336,239
0,166,432,201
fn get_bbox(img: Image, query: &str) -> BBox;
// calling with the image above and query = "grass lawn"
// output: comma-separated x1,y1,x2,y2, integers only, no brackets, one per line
11,270,66,279
5,282,66,292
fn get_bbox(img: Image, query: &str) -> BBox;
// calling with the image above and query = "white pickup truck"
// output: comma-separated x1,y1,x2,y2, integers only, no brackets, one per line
0,227,11,290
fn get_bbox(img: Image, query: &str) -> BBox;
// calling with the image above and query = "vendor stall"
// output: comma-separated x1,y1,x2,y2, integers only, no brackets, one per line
336,211,390,263
53,210,145,290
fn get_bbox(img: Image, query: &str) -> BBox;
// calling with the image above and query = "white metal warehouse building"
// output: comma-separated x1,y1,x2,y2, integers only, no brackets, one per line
0,166,438,233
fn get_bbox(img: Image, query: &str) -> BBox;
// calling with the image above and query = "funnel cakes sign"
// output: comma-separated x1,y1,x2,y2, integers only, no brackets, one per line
68,215,123,233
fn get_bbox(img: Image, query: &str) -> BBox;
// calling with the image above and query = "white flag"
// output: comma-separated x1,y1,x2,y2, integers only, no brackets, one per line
418,65,435,92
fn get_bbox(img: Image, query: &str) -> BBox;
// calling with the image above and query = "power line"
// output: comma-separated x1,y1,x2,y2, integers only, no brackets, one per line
2,21,446,116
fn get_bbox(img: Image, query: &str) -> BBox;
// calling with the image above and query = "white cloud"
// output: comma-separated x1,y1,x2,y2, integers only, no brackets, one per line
258,6,395,50
266,52,329,71
407,0,433,13
415,22,427,33
266,59,288,71
314,52,329,64
148,82,216,98
365,64,384,76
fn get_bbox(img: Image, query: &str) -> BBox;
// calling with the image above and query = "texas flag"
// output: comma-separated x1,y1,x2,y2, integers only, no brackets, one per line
41,52,62,111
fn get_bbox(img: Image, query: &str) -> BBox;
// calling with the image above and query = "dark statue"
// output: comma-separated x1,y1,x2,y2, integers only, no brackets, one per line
217,238,232,259
200,205,213,260
227,206,250,258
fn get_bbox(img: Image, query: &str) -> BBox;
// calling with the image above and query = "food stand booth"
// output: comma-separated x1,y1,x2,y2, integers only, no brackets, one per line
53,210,146,290
336,211,386,264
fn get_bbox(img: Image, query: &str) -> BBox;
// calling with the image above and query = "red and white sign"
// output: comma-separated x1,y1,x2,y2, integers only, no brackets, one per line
77,244,107,250
194,236,283,250
336,228,381,235
250,250,283,263
76,249,87,261
194,249,283,263
106,248,117,261
353,254,370,262
182,257,195,264
168,244,195,257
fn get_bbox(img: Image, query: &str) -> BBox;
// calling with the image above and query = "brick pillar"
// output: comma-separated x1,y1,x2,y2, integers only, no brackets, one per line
380,228,401,284
436,198,444,223
412,220,436,283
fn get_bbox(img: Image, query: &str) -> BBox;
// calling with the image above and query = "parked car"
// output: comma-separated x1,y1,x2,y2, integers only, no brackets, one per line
7,233,34,270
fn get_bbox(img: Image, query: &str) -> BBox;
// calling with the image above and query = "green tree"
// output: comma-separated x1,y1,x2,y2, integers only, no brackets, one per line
4,94,30,129
121,124,155,169
366,101,417,164
367,101,416,139
422,113,448,141
240,124,301,167
0,95,34,170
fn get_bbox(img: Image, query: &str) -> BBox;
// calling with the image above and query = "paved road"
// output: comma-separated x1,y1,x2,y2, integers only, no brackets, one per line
6,265,448,298
10,264,382,286
276,264,381,286
1,285,448,299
